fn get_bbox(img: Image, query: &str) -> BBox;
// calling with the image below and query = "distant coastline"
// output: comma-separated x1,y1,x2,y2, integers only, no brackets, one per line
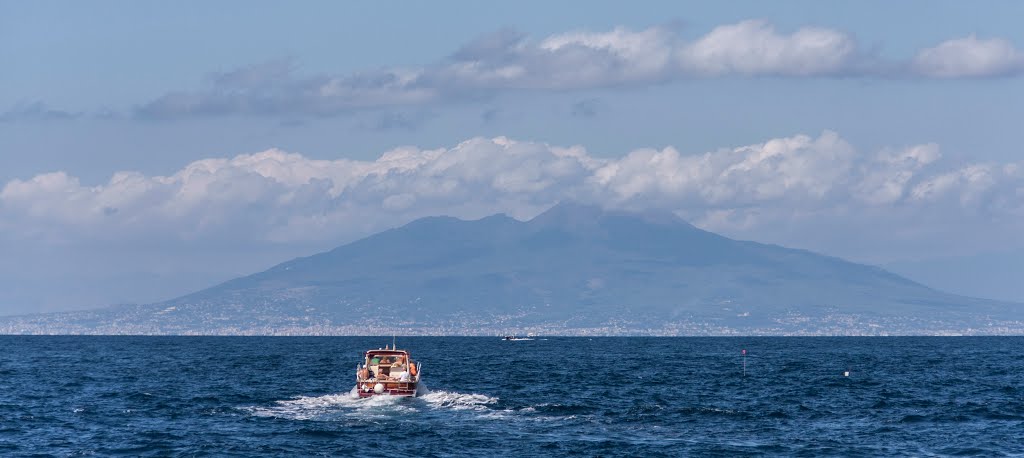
2,315,1022,337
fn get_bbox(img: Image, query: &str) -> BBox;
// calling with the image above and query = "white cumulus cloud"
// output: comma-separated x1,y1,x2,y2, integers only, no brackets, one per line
2,132,1022,261
912,35,1024,78
677,20,859,76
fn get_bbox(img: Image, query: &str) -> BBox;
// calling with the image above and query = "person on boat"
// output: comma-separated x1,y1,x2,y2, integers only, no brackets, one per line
392,355,406,369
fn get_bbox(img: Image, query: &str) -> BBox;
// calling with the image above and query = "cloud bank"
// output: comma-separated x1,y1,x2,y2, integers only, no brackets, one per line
134,20,1024,119
2,132,1021,260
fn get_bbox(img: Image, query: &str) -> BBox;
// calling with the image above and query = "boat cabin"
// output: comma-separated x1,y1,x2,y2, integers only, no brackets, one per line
363,349,416,380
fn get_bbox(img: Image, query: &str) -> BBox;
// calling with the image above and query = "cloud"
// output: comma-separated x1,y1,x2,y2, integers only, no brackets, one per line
677,20,860,76
0,102,82,122
912,35,1024,78
369,111,430,131
570,98,601,118
130,21,1024,119
854,143,940,205
436,21,865,88
480,107,502,124
136,58,435,119
2,132,1021,262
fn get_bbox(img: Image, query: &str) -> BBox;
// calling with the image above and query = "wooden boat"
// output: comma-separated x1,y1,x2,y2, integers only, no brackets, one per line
355,344,421,397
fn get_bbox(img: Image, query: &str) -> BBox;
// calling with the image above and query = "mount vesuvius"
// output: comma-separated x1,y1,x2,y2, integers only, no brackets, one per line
3,203,1019,335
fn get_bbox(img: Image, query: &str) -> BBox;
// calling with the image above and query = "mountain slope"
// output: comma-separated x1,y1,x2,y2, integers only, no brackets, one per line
152,203,1014,330
4,202,1018,335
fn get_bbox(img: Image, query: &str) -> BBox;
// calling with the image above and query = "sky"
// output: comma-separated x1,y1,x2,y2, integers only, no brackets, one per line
2,1,1024,314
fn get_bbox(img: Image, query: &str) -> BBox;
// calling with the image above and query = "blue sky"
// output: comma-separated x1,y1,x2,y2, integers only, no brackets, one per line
2,1,1024,313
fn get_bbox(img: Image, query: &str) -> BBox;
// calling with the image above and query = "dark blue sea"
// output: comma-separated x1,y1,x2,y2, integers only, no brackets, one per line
1,337,1022,456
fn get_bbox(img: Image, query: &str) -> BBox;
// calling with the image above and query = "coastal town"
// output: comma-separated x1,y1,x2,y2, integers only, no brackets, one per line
3,304,1020,336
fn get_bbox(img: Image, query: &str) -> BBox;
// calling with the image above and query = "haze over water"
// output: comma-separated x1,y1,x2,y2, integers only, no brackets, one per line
2,336,1021,456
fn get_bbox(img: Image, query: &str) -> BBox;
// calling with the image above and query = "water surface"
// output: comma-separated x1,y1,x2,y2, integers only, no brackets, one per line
0,336,1021,456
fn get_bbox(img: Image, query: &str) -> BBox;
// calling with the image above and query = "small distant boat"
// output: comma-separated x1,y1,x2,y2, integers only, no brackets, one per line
355,344,421,397
502,335,534,341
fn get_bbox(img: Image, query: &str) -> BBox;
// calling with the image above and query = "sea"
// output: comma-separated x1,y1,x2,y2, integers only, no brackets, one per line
1,336,1022,457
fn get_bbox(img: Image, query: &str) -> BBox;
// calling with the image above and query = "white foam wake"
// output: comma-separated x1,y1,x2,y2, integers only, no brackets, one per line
247,387,412,420
419,389,499,411
246,386,500,420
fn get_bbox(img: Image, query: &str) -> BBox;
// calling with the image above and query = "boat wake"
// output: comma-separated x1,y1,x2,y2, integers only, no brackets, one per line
244,387,499,421
419,389,498,411
245,391,407,421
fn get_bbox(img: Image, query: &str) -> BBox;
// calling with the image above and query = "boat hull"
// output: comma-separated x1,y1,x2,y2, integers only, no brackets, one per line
356,381,419,398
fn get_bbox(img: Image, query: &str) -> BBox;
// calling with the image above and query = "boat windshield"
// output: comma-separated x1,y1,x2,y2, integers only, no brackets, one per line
366,351,408,365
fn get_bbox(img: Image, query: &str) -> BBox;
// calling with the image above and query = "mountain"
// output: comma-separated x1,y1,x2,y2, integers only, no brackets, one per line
3,203,1021,335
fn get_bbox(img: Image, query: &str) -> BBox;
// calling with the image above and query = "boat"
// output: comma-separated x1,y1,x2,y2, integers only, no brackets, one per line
502,334,533,341
354,344,422,397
